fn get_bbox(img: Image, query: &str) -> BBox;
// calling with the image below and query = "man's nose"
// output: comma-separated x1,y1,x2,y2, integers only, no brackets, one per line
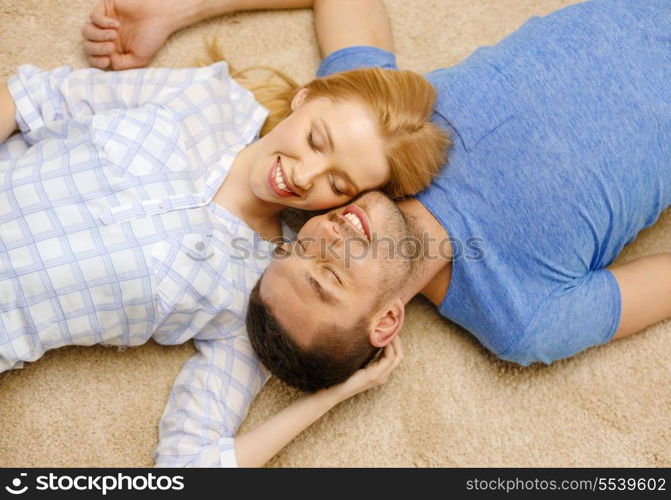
316,217,342,241
296,225,340,260
292,160,329,191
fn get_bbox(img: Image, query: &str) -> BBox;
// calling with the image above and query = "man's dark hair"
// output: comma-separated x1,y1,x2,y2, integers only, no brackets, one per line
246,277,380,393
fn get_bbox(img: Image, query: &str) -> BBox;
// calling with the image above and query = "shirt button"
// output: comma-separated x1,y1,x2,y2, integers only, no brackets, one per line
157,203,164,210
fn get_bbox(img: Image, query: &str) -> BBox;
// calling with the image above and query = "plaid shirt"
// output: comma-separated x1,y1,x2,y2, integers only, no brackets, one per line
2,63,276,466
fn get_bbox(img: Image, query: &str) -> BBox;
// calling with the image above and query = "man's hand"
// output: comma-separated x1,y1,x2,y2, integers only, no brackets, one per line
82,0,182,70
326,337,404,402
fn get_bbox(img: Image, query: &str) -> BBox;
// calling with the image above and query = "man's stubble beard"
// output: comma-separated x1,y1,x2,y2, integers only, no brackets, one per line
373,207,425,309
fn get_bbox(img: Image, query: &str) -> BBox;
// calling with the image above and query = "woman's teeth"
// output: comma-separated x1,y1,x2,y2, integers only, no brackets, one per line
344,212,364,234
274,160,292,193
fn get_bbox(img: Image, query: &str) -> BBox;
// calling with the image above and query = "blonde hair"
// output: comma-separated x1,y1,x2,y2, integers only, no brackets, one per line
202,39,450,198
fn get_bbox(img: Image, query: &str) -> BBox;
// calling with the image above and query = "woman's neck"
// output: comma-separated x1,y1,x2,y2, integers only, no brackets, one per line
212,146,286,241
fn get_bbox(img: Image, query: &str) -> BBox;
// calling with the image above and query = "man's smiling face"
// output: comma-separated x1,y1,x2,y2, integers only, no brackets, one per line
259,191,414,350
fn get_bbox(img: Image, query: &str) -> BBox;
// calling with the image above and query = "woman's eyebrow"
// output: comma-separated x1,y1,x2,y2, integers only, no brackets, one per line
341,171,359,193
318,118,359,192
320,118,334,152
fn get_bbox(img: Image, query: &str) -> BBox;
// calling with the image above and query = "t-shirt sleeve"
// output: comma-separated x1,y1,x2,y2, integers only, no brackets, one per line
316,46,398,78
499,269,622,366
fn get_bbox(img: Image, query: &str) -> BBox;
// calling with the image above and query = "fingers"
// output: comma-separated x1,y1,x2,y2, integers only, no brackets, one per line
367,337,404,385
109,52,148,71
84,44,149,70
390,337,404,370
382,337,403,376
91,51,148,71
82,23,117,42
330,337,404,400
84,2,119,68
89,56,111,69
374,341,396,370
89,1,120,28
84,40,116,57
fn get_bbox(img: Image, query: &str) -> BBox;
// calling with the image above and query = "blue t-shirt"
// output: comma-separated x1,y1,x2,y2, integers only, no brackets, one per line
317,0,671,365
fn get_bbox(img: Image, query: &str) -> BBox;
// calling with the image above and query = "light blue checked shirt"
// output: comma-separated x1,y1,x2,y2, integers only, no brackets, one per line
2,63,280,467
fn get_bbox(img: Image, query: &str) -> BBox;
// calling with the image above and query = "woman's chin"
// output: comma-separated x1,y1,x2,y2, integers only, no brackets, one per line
276,199,298,209
251,185,283,206
266,194,301,209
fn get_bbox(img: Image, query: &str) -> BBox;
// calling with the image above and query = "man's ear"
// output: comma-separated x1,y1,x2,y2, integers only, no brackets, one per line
290,88,310,111
369,298,405,348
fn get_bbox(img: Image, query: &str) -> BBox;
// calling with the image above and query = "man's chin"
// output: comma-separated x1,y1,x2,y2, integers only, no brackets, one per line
357,190,393,207
356,191,403,237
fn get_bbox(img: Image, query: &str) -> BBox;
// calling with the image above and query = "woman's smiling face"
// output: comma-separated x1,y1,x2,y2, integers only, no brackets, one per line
247,90,390,211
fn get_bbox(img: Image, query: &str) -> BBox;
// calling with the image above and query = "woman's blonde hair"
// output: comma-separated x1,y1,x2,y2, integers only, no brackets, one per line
202,40,450,198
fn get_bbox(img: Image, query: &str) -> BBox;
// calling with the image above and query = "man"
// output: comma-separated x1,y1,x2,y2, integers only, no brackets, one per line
81,0,671,464
80,0,406,467
248,0,671,390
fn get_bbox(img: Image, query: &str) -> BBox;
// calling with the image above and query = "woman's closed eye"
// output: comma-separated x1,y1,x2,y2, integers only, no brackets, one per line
307,131,319,152
329,174,346,196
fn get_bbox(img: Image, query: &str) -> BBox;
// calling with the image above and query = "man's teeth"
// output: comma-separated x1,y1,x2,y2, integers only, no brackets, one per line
344,212,364,234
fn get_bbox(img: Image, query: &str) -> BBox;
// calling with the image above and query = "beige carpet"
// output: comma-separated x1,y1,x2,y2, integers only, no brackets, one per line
0,0,669,467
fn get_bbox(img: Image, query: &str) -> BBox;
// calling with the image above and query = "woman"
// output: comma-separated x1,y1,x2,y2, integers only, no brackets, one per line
0,2,447,468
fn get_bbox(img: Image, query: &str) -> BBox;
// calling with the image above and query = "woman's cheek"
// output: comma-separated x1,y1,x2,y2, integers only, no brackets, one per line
304,193,344,211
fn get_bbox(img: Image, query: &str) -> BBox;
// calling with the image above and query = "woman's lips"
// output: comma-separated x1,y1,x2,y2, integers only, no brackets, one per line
268,156,296,197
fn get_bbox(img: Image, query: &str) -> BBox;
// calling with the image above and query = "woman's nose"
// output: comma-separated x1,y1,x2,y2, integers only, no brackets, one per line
292,161,328,191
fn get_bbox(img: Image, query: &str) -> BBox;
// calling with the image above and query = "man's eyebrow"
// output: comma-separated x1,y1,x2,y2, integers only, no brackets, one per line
304,271,338,304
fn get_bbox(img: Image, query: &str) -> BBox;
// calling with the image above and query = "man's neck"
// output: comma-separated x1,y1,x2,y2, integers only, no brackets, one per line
397,198,453,307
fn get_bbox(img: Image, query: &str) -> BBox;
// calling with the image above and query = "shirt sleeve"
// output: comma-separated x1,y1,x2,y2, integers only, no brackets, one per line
316,46,398,78
153,334,270,467
499,268,622,366
7,62,250,144
0,133,30,162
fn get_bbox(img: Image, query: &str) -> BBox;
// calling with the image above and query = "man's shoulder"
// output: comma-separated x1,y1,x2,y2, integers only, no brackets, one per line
316,46,398,78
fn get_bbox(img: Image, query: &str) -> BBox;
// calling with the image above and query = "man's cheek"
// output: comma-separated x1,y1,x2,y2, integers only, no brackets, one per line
298,219,317,238
341,239,367,269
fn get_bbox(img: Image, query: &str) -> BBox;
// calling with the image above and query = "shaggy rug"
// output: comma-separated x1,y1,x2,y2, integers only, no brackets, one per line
0,0,668,467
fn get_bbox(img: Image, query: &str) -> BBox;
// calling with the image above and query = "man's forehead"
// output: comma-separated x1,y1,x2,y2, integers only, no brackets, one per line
262,261,315,327
261,260,294,301
259,261,319,345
